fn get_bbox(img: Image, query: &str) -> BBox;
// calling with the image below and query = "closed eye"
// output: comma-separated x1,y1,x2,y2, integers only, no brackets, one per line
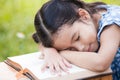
75,35,80,41
66,47,78,51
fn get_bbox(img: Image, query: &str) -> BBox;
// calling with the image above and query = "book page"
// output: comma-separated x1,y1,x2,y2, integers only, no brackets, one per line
7,52,86,79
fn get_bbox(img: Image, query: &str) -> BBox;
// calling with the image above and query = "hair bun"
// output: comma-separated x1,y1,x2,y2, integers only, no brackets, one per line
32,33,40,43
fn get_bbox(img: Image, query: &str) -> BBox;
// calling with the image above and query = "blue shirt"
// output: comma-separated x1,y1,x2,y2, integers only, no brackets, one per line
97,5,120,80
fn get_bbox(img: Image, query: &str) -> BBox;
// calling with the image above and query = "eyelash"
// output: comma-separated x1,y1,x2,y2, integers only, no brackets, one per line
67,47,78,51
75,35,80,41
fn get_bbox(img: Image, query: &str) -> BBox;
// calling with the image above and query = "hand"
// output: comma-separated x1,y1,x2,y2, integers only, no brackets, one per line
40,47,71,75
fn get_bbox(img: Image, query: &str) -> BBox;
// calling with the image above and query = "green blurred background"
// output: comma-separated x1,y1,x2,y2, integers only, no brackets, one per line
0,0,120,62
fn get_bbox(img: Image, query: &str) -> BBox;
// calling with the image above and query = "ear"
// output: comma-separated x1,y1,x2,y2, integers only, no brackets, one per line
78,8,91,20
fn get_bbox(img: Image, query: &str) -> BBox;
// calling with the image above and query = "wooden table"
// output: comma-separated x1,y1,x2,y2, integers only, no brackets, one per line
0,62,112,80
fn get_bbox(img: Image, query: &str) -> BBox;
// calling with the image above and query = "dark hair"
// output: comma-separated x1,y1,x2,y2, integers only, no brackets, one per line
32,0,106,47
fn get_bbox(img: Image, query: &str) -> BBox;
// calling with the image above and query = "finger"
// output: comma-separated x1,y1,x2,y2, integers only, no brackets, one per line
49,64,55,75
55,63,61,73
54,63,62,75
63,58,72,68
59,60,68,72
41,63,47,72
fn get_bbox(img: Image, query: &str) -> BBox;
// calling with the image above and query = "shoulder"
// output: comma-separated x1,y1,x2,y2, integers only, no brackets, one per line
100,24,120,48
100,24,120,39
97,5,120,42
98,24,120,57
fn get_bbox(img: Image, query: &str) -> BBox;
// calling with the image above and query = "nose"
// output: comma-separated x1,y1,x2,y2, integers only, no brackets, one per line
72,42,85,51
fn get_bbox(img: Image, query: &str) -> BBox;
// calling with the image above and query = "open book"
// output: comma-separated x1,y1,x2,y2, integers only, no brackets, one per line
4,52,112,80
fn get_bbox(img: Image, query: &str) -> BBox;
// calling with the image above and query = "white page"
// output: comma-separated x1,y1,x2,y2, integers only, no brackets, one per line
8,52,86,79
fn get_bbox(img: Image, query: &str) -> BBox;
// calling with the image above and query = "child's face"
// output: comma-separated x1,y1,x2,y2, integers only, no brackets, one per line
52,20,99,52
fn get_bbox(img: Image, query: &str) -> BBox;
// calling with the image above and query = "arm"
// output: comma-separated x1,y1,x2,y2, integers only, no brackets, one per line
60,24,120,72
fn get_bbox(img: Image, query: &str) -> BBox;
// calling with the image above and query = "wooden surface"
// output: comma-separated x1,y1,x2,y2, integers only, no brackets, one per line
0,62,113,80
86,74,112,80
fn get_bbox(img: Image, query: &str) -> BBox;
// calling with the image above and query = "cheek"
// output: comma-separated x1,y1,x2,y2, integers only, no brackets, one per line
92,41,99,52
80,33,96,44
80,25,96,42
89,33,97,42
85,28,97,42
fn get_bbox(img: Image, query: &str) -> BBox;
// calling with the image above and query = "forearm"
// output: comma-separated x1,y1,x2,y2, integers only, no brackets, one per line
60,51,111,72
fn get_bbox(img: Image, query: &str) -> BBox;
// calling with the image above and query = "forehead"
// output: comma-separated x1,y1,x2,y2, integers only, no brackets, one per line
53,24,75,50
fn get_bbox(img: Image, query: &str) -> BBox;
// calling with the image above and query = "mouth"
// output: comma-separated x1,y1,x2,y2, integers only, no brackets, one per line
88,45,91,52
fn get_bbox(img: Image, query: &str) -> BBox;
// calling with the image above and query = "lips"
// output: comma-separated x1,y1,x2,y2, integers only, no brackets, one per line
88,45,91,52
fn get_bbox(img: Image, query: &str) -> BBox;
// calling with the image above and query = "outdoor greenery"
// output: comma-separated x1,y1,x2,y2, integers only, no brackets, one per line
0,0,120,62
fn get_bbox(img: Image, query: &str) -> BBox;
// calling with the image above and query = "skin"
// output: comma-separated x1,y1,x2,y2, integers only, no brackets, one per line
59,24,120,71
41,8,120,75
